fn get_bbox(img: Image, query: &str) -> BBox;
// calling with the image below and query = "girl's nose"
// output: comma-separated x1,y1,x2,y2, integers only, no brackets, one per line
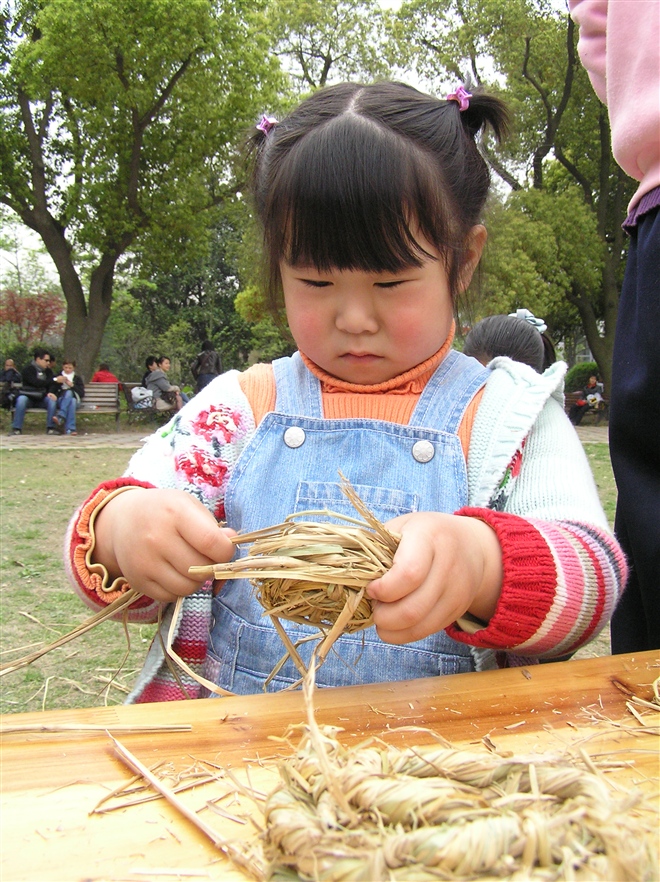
335,296,378,334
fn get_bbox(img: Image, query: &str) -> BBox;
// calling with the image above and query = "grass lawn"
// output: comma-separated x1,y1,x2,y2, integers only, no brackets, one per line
0,441,617,714
582,443,617,528
0,448,157,714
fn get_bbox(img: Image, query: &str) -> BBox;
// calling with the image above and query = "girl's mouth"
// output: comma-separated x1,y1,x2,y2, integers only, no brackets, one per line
342,352,380,361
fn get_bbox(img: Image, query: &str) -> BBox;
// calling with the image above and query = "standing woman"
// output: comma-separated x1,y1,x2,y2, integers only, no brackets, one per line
570,0,660,653
190,340,223,393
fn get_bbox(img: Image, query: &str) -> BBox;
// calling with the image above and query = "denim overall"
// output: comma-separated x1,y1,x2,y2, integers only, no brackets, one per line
204,350,489,694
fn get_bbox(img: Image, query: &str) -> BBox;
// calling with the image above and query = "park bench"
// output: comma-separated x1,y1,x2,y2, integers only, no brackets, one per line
122,382,167,424
11,381,122,430
564,390,609,425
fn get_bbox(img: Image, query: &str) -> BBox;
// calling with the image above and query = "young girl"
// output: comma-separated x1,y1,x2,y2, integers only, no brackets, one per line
53,359,85,435
65,81,626,702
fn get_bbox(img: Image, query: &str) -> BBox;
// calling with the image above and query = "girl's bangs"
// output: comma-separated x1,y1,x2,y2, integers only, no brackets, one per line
268,119,443,273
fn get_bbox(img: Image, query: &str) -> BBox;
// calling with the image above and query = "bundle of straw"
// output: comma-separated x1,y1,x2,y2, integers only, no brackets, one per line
189,477,400,680
254,666,658,881
261,730,657,880
113,663,657,881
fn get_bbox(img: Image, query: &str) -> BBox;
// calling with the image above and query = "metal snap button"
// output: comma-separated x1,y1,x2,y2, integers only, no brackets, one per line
412,439,435,463
283,426,306,448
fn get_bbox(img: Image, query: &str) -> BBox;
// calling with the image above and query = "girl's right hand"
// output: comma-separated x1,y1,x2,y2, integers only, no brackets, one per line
92,488,236,603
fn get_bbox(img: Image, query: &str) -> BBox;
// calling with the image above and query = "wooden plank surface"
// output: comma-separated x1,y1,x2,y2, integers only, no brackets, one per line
1,651,658,881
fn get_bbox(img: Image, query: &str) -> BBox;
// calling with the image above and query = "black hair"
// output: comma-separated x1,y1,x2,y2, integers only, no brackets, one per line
99,362,110,371
201,340,214,351
145,355,157,370
540,334,556,371
33,347,51,360
464,315,546,372
157,355,170,365
248,81,509,313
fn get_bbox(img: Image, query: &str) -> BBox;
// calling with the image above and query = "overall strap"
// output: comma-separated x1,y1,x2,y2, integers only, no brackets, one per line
411,350,489,434
272,352,323,417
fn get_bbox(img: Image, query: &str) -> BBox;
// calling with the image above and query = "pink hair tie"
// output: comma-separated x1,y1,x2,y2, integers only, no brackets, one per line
256,114,278,135
446,85,472,112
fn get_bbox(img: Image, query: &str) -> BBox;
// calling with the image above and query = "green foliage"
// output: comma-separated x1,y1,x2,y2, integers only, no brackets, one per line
0,340,30,371
480,187,603,337
1,0,286,375
565,361,599,393
268,0,390,90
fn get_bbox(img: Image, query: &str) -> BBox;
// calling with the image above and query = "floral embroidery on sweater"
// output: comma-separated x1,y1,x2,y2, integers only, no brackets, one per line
168,401,249,520
490,440,526,511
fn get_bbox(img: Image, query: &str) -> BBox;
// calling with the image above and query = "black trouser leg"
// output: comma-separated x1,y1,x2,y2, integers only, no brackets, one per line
609,207,660,653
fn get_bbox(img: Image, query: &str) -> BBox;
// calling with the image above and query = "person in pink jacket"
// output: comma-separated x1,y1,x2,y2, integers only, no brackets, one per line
569,0,660,653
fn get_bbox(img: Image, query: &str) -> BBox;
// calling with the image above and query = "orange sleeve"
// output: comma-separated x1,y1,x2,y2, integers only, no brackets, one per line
457,386,484,460
237,362,277,427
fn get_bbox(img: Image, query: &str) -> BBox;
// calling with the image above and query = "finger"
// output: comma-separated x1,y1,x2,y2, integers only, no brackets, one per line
125,562,201,604
373,590,466,645
368,534,434,603
161,533,227,584
371,573,443,636
174,507,237,564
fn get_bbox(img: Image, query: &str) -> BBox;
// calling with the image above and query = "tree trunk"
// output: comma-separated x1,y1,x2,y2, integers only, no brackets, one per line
569,270,616,395
70,255,117,380
23,211,116,380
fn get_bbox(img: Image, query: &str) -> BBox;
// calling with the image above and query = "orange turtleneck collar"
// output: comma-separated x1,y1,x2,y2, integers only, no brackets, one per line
299,325,455,396
238,322,483,456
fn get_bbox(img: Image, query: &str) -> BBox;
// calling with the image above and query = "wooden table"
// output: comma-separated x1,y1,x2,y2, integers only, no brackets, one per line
2,652,658,881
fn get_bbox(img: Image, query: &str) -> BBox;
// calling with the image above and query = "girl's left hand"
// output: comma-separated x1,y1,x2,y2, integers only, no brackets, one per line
367,512,503,645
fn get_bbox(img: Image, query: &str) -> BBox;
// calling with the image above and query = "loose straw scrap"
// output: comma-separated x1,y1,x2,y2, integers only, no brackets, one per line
108,734,263,879
0,588,143,678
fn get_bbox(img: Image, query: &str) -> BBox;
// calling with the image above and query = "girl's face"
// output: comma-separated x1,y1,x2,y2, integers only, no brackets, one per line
281,227,486,385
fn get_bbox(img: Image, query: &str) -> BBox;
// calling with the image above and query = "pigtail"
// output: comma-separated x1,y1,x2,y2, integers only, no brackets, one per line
244,115,280,220
245,115,278,165
451,87,510,144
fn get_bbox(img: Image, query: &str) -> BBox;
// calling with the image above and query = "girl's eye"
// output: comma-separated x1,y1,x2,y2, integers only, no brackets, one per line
301,278,331,288
375,279,408,289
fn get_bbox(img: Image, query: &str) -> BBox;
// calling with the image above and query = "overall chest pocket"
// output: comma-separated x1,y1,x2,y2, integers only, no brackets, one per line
294,480,419,525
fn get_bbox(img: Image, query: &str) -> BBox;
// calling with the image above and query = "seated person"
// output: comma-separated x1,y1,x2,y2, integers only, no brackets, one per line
146,356,185,411
9,348,58,435
158,356,189,404
141,356,158,388
91,363,121,388
53,358,85,435
1,358,22,410
569,375,605,425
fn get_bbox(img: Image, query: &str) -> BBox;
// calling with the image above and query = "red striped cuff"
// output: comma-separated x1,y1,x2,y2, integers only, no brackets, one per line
446,507,556,649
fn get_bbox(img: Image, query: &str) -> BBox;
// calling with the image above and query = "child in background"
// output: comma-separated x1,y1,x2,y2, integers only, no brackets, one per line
463,312,550,373
65,82,626,702
53,358,85,435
